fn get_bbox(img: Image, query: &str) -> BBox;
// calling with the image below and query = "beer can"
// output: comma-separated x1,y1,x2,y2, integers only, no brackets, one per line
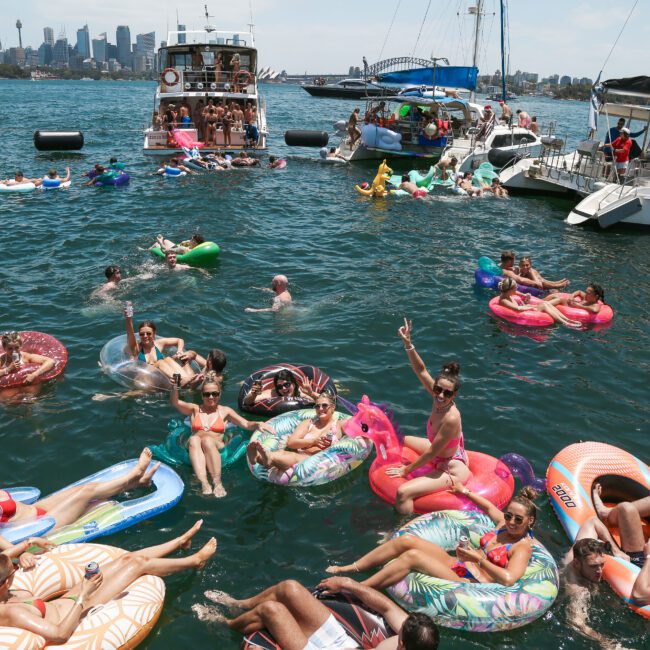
458,535,469,549
84,561,100,579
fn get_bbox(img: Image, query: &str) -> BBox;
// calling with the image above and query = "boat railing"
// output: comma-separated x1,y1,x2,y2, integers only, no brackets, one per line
161,69,257,94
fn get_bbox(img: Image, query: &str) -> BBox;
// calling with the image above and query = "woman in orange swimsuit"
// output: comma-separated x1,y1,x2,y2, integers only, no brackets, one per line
0,522,216,644
386,318,472,514
326,483,539,589
170,375,274,498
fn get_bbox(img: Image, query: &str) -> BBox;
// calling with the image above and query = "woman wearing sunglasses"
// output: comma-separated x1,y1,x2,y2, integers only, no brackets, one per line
124,305,198,387
1,331,55,385
326,483,539,589
0,523,216,645
242,369,317,408
246,392,342,472
170,374,274,497
385,318,471,514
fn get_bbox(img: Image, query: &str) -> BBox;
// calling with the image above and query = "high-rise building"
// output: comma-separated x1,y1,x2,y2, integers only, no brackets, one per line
116,25,131,67
38,42,53,65
177,25,186,44
136,32,155,54
52,37,69,66
92,32,107,62
43,27,54,46
76,25,90,59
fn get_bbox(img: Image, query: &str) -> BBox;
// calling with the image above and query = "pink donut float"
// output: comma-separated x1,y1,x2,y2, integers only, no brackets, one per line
553,293,613,324
488,296,553,327
0,331,68,389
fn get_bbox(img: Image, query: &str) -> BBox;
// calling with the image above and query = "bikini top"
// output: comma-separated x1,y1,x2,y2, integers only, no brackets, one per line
511,295,525,307
0,491,17,523
138,344,164,364
191,409,225,433
480,527,532,568
9,593,47,618
304,416,338,442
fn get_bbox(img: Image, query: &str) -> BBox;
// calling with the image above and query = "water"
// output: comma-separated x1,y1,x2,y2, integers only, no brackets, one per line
1,80,649,649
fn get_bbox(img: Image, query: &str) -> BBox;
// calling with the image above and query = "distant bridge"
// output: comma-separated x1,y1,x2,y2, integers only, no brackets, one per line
365,57,433,78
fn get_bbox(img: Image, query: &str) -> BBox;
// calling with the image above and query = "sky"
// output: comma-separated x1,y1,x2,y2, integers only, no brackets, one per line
3,0,647,80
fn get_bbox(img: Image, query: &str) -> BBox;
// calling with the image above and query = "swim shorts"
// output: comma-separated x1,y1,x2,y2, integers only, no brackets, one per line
626,550,646,568
303,614,360,650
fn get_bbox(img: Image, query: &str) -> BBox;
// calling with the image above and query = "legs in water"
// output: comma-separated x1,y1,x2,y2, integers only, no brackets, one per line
246,441,306,472
188,434,226,497
325,534,462,589
196,580,330,650
34,448,160,529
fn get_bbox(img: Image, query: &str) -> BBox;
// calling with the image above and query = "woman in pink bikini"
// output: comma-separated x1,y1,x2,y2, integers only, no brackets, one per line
385,317,471,514
169,375,273,498
326,483,539,589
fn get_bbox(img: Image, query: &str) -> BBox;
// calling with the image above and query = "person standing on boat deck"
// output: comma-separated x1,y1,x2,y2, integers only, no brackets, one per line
222,111,233,147
610,128,633,183
516,109,531,129
529,116,539,135
215,52,223,85
231,102,244,130
193,100,205,139
603,118,646,162
499,100,512,125
348,107,361,146
245,275,292,313
163,103,177,131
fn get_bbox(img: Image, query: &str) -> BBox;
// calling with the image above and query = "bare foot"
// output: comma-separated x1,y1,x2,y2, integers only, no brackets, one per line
213,483,227,498
204,590,242,609
201,482,213,496
192,603,227,623
562,320,583,330
592,483,612,521
126,448,154,486
194,537,217,570
180,519,204,551
254,441,273,468
246,441,259,466
139,461,161,487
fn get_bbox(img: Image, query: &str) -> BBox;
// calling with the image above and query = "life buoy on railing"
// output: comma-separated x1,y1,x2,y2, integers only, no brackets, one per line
161,68,180,86
235,70,253,87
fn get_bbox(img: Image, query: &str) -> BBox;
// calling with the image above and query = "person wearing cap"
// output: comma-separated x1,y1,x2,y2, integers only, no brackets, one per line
245,275,292,313
499,100,512,125
163,103,178,131
603,118,646,162
610,127,633,182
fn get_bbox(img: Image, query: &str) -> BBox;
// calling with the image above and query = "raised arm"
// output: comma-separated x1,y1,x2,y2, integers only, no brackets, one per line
125,308,138,357
398,317,435,397
450,478,504,524
158,337,185,354
317,576,407,635
169,381,197,416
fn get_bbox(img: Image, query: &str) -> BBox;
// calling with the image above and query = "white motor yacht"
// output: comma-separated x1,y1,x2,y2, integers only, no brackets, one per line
143,23,267,154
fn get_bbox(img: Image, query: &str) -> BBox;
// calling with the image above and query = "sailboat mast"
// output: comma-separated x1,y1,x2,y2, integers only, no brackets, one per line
470,0,484,103
500,0,507,101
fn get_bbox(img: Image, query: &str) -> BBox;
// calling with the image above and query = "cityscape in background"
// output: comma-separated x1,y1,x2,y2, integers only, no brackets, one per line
1,18,593,96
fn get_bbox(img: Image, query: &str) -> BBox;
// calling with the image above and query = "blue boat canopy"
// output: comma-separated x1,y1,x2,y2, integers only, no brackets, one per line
378,66,478,90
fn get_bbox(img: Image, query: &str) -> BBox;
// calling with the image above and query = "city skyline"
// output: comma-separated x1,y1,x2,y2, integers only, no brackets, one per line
1,0,645,79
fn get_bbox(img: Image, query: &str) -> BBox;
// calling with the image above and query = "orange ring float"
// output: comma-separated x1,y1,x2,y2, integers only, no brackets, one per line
0,543,165,648
161,67,180,86
547,442,650,619
235,70,253,87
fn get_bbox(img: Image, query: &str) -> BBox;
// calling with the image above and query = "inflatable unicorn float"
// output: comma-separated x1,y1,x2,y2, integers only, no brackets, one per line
343,395,545,514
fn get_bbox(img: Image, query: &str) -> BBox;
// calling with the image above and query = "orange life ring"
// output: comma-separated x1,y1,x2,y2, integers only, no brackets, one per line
161,67,180,86
236,70,253,87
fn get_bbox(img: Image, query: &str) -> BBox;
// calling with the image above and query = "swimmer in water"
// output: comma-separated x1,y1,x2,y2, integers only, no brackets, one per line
245,275,292,313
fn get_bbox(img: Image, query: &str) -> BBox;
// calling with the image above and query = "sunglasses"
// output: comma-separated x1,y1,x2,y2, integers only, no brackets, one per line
314,403,331,410
139,331,154,337
504,512,525,525
276,382,292,389
202,391,221,398
0,568,16,587
432,384,455,399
